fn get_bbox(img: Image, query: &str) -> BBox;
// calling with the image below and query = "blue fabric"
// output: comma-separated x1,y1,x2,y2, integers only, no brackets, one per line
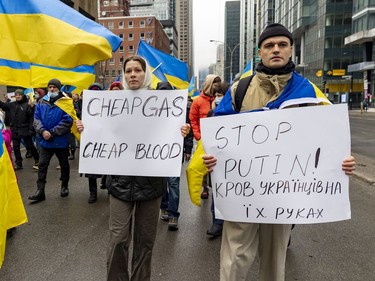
34,101,72,148
160,177,180,218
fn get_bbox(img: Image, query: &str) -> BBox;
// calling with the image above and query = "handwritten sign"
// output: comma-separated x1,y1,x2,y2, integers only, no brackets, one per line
200,104,351,224
78,89,187,177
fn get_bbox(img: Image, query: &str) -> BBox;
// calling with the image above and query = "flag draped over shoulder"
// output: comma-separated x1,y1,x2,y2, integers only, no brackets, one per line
0,0,121,89
137,40,189,89
0,134,28,268
214,71,331,116
186,140,208,206
55,96,80,141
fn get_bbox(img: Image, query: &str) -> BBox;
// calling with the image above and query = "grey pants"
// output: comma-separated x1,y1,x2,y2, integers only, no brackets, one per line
220,221,292,281
107,195,162,281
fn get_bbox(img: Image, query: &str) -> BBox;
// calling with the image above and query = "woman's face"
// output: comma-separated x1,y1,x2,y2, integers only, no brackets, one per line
124,60,145,90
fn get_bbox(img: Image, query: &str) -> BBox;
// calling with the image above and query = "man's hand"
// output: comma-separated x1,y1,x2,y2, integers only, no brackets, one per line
202,154,217,172
42,131,52,140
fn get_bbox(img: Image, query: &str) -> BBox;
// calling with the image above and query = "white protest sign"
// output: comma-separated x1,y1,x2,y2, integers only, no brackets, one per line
201,104,351,224
79,89,187,177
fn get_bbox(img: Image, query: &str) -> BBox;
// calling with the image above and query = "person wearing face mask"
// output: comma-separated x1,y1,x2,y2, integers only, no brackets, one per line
29,78,73,203
76,55,191,280
189,75,222,201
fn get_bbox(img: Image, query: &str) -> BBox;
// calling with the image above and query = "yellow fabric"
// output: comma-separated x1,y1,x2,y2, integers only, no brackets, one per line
0,143,28,268
186,140,208,206
55,96,80,141
0,14,114,69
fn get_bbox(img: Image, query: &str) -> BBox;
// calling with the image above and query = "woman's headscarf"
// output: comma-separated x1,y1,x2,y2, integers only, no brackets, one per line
122,55,152,90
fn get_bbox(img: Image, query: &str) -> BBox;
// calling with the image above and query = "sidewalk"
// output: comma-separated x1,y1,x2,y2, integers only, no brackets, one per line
352,152,375,185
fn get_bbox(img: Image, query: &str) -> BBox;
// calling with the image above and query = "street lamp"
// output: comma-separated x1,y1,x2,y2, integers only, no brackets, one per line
210,39,242,83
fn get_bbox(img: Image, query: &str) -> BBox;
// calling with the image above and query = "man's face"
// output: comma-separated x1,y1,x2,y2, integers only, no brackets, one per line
258,36,292,69
48,85,59,93
15,93,23,101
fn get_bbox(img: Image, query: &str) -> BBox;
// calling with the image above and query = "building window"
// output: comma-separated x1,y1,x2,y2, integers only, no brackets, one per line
129,45,134,53
140,32,145,39
128,33,134,41
112,70,116,77
105,70,109,77
119,57,123,65
103,0,109,6
119,21,124,29
128,21,133,28
109,58,115,65
119,46,124,53
118,70,122,76
108,22,114,29
119,33,124,39
140,20,145,28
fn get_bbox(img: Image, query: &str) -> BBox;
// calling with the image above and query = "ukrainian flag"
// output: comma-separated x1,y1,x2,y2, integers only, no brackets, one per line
214,72,331,116
0,0,122,69
188,76,195,97
137,40,189,89
0,58,95,90
240,60,253,79
0,133,28,268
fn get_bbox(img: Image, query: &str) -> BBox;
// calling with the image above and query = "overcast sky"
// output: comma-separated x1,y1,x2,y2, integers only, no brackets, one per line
193,0,226,75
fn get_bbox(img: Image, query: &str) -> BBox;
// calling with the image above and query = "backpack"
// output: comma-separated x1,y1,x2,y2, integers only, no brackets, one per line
234,75,254,112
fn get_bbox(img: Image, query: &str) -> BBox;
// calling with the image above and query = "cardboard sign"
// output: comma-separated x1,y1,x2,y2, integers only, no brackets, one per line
201,104,351,224
79,89,187,177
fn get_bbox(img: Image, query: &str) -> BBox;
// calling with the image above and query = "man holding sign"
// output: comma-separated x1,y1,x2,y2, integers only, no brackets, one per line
202,24,356,281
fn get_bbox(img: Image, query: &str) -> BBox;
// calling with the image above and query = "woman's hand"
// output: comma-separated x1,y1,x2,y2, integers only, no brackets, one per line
202,154,217,172
181,123,191,137
342,155,356,175
75,120,84,133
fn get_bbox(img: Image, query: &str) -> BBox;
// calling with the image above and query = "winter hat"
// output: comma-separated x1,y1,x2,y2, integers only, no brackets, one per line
88,83,103,90
48,78,62,90
109,81,124,90
14,89,24,96
258,23,293,47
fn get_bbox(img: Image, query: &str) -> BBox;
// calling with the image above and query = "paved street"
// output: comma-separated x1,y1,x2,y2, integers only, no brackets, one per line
1,109,374,281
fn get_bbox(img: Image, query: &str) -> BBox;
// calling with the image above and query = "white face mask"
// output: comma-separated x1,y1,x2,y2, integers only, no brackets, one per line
215,96,223,105
48,91,59,98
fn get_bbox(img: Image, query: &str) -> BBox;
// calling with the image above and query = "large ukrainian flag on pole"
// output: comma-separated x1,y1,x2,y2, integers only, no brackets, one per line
0,134,28,268
137,40,189,89
0,0,122,88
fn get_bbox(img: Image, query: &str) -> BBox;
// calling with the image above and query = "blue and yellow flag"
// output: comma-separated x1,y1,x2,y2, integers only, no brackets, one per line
55,96,80,141
240,60,253,79
188,76,195,97
0,133,28,268
0,59,95,90
214,72,331,116
0,0,121,69
137,40,189,89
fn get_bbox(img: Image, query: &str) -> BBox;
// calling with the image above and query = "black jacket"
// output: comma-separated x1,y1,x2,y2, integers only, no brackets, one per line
108,175,167,202
0,95,35,137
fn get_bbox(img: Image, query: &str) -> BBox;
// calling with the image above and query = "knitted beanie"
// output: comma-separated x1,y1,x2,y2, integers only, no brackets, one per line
258,23,293,47
48,78,62,90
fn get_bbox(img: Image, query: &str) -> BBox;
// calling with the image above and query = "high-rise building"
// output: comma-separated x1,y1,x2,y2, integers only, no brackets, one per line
259,0,364,105
224,1,241,83
98,0,170,88
61,0,98,19
345,0,375,105
129,0,178,56
176,0,193,77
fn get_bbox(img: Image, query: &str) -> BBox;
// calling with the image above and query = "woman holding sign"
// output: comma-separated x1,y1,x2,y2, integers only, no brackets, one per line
76,55,190,281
